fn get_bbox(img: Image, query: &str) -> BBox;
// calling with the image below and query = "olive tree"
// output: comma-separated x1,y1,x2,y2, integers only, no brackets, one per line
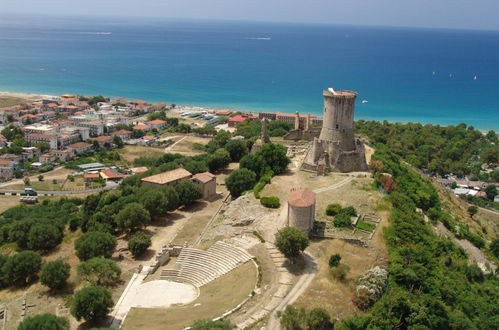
40,259,71,290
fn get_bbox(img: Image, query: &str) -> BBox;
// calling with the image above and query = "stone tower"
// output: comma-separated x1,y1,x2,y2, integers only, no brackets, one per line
251,118,270,153
302,88,367,173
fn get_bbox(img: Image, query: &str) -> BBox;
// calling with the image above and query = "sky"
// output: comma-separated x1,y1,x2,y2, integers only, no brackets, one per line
1,0,498,31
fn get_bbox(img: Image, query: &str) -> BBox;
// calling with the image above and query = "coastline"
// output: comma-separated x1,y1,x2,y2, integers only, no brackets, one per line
0,90,496,132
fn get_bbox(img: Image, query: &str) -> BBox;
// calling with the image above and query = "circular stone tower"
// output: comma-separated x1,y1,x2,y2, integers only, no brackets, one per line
318,89,357,150
287,188,316,233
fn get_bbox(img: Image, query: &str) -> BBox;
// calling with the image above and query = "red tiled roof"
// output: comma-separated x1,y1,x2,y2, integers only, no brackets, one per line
288,188,315,207
26,133,57,139
84,173,100,179
192,172,216,184
146,119,166,125
0,159,13,165
68,142,91,149
141,168,192,185
113,129,132,135
229,115,257,123
89,135,112,142
100,169,125,180
0,134,6,141
132,124,150,130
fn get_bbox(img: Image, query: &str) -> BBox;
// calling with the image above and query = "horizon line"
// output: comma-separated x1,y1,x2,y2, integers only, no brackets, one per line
2,12,499,33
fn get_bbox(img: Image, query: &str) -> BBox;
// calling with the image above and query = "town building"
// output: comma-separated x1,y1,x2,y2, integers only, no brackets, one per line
228,114,257,128
39,154,57,164
89,135,113,148
0,159,15,181
100,168,125,182
132,124,151,132
112,129,132,141
67,142,92,154
49,149,75,162
146,119,166,130
25,134,58,150
192,172,217,200
0,134,6,147
141,167,192,187
287,188,316,233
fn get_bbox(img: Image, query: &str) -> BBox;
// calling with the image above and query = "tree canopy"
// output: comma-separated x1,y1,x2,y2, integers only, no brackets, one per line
77,257,121,286
40,259,70,290
71,286,113,323
75,232,116,261
275,227,309,261
17,314,69,330
225,168,256,198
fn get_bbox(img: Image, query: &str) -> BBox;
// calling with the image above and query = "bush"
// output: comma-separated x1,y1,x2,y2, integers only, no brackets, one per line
75,232,116,261
307,308,332,330
260,196,280,208
40,259,70,290
326,203,342,216
333,213,352,227
275,227,309,261
328,254,341,267
77,258,121,286
27,224,63,251
128,232,152,258
71,286,113,323
18,314,69,330
175,179,203,207
224,139,249,162
1,250,41,286
329,263,350,281
340,206,357,217
225,168,257,198
115,202,151,232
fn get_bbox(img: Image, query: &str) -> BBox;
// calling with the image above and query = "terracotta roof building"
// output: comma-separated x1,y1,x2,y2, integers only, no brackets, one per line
192,172,217,200
141,167,192,187
228,114,257,128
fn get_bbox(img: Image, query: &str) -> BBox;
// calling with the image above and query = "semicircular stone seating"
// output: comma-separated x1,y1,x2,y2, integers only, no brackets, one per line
160,241,253,287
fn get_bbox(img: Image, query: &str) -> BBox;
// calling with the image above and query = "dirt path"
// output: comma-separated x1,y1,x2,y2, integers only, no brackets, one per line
478,206,499,217
164,135,187,152
267,252,318,330
436,223,496,272
313,176,353,194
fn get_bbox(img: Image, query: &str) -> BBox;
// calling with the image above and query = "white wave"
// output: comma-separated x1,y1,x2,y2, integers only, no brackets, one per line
245,37,271,40
76,32,112,35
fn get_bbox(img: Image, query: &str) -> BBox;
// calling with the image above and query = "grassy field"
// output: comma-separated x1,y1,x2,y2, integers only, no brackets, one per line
0,96,30,108
118,145,166,164
122,261,257,330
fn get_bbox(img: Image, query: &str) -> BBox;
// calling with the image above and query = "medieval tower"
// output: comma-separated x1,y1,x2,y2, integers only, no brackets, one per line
303,88,367,173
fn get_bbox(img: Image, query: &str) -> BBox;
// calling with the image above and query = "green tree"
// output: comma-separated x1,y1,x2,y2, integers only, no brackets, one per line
258,143,290,175
278,305,307,330
139,186,179,217
1,250,41,286
329,254,341,267
467,205,478,218
17,314,69,330
225,168,256,198
27,224,63,251
115,202,151,232
484,184,497,201
40,259,70,290
77,258,121,286
71,286,113,323
490,238,499,259
326,204,342,216
307,308,332,330
206,148,231,173
128,232,152,258
75,232,116,261
224,139,248,162
175,179,202,206
190,319,235,330
113,135,124,148
480,147,498,164
38,175,44,182
239,153,267,178
275,227,309,261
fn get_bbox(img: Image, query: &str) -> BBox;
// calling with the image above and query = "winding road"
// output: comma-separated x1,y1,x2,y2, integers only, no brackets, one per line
0,181,118,196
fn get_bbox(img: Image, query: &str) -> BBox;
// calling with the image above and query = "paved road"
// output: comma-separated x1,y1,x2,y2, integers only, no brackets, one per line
267,252,318,330
0,181,118,196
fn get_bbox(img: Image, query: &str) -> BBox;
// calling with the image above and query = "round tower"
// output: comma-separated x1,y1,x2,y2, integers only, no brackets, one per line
287,188,316,233
318,88,357,151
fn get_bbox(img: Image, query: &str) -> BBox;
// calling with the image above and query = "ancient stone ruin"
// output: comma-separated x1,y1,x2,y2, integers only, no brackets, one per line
302,88,368,173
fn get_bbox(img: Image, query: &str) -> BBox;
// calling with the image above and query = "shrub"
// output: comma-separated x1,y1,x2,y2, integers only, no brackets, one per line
340,206,357,217
330,263,350,281
115,202,151,232
353,266,388,310
260,196,280,208
18,314,69,330
77,258,121,286
71,286,113,323
328,254,341,267
175,179,203,207
74,232,116,261
128,232,152,258
333,213,352,227
326,203,342,216
307,308,332,330
190,319,235,330
275,227,309,261
40,259,70,290
27,224,63,251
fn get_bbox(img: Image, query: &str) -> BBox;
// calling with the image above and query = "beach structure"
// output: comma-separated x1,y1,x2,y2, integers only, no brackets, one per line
287,188,316,233
302,88,367,173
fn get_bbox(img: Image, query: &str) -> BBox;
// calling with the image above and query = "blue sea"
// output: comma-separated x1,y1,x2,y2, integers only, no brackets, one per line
0,14,498,130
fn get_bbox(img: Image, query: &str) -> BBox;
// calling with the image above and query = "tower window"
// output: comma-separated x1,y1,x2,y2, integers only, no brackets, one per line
336,124,339,129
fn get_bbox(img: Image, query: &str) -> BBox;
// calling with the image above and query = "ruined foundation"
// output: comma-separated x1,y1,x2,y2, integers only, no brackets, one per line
302,88,367,173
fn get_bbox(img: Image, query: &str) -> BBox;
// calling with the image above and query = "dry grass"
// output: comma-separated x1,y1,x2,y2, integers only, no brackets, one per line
166,136,210,156
122,261,257,330
118,145,165,163
0,96,30,108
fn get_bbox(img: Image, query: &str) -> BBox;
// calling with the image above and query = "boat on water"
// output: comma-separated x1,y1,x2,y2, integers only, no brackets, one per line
361,100,368,104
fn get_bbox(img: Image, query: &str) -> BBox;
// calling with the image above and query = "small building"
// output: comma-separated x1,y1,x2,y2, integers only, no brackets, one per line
100,169,125,182
228,114,257,128
146,119,166,130
0,159,15,181
77,162,106,172
112,129,132,141
67,142,92,154
25,133,58,150
141,167,192,187
89,135,113,148
132,124,151,132
39,154,56,164
49,149,75,162
192,172,217,200
130,167,148,175
287,188,316,233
